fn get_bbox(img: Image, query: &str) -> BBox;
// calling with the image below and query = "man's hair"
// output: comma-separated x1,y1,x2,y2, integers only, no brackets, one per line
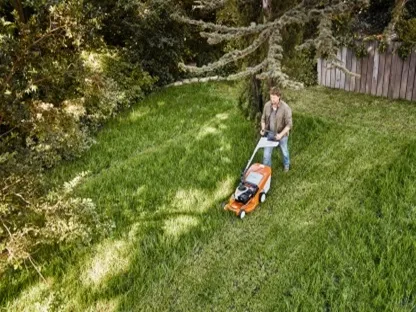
269,87,281,97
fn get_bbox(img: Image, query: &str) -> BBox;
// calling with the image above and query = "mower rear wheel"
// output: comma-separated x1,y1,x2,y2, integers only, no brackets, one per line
260,192,266,203
239,210,246,219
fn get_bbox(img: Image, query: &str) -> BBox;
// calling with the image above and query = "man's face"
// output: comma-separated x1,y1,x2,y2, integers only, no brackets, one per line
270,94,280,108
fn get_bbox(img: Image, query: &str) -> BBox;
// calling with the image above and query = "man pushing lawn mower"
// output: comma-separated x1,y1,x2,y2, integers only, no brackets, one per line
260,87,292,172
223,87,292,219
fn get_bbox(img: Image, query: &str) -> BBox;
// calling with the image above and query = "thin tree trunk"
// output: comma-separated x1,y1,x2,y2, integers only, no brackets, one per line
251,0,272,114
11,0,26,23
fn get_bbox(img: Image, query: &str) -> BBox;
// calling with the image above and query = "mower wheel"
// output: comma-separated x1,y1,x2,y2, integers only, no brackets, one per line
260,192,266,203
220,202,227,210
239,210,246,219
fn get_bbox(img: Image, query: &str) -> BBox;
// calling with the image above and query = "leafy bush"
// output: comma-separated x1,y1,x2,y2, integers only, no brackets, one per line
0,161,113,272
95,0,191,86
0,0,154,273
81,51,155,131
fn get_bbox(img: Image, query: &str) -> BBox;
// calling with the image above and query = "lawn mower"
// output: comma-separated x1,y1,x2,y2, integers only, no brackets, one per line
223,131,279,219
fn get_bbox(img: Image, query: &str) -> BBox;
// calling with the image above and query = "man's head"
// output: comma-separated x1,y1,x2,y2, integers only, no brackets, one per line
270,87,281,108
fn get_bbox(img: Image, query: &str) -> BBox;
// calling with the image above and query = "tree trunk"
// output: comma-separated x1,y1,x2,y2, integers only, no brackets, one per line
11,0,26,23
262,0,272,19
249,0,272,115
251,76,263,114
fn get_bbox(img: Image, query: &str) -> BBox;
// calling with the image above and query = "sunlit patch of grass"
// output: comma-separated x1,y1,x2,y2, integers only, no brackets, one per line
86,297,120,312
6,279,54,312
169,178,233,214
128,106,150,122
163,216,200,240
82,239,132,288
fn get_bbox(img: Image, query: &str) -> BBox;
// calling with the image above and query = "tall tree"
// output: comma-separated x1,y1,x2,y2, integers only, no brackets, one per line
173,0,370,91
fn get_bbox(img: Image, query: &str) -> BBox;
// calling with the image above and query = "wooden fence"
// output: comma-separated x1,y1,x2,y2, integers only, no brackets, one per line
317,42,416,101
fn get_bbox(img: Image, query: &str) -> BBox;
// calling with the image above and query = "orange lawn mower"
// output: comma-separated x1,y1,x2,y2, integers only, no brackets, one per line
223,131,279,219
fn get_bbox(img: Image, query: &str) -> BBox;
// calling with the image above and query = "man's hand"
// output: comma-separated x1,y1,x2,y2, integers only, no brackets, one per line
275,133,283,141
260,129,265,136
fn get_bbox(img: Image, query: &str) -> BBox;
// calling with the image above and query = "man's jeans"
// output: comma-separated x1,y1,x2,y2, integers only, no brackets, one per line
263,135,290,169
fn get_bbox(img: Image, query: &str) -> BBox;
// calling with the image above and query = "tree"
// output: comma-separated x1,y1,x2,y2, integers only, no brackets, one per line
172,0,371,90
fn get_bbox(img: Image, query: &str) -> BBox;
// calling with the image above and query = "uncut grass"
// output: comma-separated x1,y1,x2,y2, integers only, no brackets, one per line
136,118,416,311
2,84,416,311
1,82,252,310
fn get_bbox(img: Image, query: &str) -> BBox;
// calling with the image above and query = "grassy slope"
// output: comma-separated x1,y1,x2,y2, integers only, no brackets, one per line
2,84,416,311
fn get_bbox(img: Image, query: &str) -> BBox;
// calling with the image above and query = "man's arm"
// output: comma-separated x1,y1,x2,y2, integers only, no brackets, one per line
275,107,292,140
261,121,266,134
260,103,268,134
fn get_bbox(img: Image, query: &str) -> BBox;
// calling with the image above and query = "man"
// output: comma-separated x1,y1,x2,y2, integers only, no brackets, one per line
260,87,292,172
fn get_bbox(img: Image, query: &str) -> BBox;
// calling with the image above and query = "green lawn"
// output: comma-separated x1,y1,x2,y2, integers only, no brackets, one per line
2,83,416,311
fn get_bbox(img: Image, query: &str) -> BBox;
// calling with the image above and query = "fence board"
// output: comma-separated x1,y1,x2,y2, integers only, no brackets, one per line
340,47,347,89
371,42,380,95
355,57,362,93
376,47,386,97
360,49,368,93
330,61,336,88
391,43,404,99
413,65,416,101
335,49,341,88
366,43,374,94
326,60,331,87
318,58,322,85
345,48,353,91
350,52,357,92
382,44,393,98
400,53,411,99
406,49,416,101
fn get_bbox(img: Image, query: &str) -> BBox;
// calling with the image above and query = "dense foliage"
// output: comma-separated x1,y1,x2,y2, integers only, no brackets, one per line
0,0,219,273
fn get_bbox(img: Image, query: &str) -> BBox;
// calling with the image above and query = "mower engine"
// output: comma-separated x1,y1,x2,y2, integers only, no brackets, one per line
234,181,259,204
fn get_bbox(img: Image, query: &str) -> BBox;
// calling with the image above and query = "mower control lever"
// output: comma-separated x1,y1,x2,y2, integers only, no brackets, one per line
261,129,278,141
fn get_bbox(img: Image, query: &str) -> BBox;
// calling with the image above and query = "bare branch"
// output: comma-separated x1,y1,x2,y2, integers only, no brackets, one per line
172,13,272,34
383,0,409,45
0,217,12,238
326,59,360,78
180,28,271,75
227,59,269,80
192,0,226,11
167,60,268,87
28,256,47,283
13,193,32,206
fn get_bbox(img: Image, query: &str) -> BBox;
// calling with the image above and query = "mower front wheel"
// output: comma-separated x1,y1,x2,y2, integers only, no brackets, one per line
260,192,266,203
239,210,246,219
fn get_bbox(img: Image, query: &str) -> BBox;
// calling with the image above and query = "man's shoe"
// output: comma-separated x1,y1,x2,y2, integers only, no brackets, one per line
283,167,290,172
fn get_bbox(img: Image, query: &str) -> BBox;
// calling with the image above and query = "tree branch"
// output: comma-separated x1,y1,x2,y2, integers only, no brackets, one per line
172,13,272,34
167,60,268,87
192,0,226,11
180,28,271,75
383,0,409,45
